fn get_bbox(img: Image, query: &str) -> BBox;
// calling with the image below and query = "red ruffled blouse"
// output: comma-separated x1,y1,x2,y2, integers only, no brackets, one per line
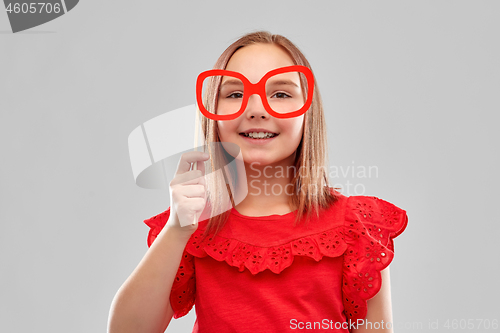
144,190,408,332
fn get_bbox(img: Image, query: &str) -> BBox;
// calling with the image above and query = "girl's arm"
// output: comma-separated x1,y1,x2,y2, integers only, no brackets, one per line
107,216,190,333
351,267,394,333
108,151,208,333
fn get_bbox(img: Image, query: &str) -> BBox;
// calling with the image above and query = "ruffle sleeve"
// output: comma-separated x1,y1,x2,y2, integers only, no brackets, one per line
144,207,196,319
342,196,408,322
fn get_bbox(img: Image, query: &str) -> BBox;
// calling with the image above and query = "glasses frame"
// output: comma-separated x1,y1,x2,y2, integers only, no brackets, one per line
196,65,314,121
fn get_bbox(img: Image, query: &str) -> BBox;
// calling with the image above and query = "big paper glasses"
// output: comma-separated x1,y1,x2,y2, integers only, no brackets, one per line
196,65,314,120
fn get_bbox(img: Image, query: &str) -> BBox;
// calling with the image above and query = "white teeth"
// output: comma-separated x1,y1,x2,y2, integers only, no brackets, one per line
244,132,276,139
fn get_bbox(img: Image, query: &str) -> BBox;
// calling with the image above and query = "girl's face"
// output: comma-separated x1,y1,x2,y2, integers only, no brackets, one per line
217,43,305,167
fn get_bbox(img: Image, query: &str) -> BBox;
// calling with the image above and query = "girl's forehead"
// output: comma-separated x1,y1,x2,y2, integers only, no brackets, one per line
225,43,295,83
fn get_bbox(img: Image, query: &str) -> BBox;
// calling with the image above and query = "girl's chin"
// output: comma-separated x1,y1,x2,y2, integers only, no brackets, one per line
241,154,289,167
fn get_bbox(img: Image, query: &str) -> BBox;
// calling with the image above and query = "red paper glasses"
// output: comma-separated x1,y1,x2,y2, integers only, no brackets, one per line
196,65,314,120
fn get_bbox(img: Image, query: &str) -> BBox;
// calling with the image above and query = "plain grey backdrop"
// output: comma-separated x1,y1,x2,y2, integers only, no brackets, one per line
1,1,499,332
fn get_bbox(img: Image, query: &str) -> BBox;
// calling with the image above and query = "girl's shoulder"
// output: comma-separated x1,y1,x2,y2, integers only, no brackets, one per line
141,189,409,269
142,190,408,256
173,189,407,275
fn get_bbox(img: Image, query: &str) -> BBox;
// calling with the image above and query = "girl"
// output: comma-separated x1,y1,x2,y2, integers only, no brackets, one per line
108,31,408,333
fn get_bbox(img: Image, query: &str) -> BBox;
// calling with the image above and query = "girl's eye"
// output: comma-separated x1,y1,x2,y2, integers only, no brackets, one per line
226,92,243,99
271,92,292,99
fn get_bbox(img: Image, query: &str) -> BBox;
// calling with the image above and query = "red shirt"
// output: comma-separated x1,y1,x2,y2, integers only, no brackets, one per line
144,191,408,332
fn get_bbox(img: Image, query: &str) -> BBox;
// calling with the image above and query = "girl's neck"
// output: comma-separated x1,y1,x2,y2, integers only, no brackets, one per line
232,153,297,216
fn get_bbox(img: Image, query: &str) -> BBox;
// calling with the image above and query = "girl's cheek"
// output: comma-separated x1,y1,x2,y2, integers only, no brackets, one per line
217,122,234,141
217,122,226,136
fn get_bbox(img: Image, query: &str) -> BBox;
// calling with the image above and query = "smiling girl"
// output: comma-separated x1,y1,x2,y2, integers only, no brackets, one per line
109,31,408,333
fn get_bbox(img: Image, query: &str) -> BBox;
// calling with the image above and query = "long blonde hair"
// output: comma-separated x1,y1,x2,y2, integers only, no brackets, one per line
200,31,338,237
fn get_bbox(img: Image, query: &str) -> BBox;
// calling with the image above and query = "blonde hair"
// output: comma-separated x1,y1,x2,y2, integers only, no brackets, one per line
200,31,338,237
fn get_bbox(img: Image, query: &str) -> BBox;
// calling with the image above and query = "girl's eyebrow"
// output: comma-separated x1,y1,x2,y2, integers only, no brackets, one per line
221,79,300,88
220,79,244,87
267,79,300,88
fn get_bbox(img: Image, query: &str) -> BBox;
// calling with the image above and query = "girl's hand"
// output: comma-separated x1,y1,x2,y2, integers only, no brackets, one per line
166,151,210,240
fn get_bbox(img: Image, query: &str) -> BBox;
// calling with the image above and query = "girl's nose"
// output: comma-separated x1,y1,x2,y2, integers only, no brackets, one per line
244,94,269,118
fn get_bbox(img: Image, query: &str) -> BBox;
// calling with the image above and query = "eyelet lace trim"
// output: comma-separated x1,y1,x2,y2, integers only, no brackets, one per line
186,226,348,275
170,251,195,319
144,208,196,319
342,196,408,321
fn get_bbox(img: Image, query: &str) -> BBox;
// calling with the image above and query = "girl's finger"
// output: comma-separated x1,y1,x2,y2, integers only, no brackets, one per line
193,152,206,177
175,151,210,176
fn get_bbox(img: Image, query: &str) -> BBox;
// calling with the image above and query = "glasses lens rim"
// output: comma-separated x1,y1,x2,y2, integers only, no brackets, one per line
196,66,314,120
202,72,245,118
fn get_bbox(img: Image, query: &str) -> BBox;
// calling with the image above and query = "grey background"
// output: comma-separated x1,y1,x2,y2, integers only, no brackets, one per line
1,1,498,332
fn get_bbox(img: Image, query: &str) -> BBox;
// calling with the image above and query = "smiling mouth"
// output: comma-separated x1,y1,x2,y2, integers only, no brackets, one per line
239,133,279,139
